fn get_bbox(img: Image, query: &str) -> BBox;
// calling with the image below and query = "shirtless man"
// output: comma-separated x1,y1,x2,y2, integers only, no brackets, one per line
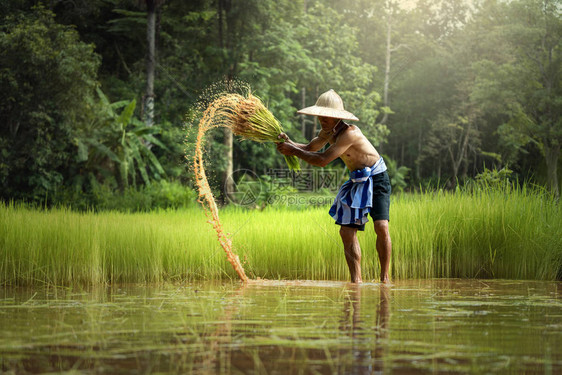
276,89,392,283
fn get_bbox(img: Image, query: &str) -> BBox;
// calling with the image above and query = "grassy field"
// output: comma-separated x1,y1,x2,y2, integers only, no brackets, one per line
1,187,560,285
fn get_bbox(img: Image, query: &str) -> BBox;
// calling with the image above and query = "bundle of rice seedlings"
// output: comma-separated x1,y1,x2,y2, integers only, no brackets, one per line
225,93,301,171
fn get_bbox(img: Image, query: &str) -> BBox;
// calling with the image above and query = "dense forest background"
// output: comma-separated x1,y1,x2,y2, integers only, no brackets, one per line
1,0,560,210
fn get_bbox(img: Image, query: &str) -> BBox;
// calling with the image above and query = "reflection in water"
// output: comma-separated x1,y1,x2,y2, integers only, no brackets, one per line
375,285,390,373
339,284,390,375
198,285,245,373
1,280,561,374
192,282,393,374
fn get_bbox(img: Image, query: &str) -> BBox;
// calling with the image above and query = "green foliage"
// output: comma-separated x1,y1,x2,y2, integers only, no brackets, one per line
80,89,167,190
473,167,514,191
0,6,100,201
469,0,562,196
92,179,196,212
383,0,562,194
383,156,410,193
51,179,196,212
2,0,561,207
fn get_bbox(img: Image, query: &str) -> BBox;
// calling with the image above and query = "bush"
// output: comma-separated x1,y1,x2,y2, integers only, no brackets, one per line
92,180,197,212
47,180,196,212
469,167,515,191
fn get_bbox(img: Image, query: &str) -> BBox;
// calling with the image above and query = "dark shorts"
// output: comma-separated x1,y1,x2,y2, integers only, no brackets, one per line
338,171,391,231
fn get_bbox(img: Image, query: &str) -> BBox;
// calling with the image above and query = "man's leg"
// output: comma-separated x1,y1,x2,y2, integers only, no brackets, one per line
339,226,362,283
374,220,391,283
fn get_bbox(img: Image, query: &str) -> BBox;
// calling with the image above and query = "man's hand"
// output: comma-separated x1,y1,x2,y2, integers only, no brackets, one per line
276,133,298,156
277,133,290,142
276,139,297,156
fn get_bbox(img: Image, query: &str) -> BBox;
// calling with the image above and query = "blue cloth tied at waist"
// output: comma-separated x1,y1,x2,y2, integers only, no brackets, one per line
329,158,387,226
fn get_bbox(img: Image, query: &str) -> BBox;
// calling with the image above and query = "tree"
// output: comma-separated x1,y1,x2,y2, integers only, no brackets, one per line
0,7,100,201
379,0,473,182
421,112,481,185
471,0,562,196
109,0,165,130
380,1,409,125
292,2,386,146
142,0,165,130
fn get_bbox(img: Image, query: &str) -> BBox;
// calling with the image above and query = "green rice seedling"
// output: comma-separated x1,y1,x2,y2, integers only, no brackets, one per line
0,203,229,285
1,185,560,286
225,93,300,171
388,186,561,280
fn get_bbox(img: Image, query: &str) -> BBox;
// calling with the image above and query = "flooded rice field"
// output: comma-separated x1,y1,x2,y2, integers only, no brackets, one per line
1,279,560,374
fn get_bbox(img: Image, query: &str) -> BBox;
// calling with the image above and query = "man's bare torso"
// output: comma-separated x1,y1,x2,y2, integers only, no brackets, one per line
323,122,380,171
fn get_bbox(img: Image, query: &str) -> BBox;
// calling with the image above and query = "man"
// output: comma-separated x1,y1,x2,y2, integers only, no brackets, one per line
276,89,392,283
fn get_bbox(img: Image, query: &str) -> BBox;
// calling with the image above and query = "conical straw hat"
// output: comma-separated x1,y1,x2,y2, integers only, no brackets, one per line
297,89,359,121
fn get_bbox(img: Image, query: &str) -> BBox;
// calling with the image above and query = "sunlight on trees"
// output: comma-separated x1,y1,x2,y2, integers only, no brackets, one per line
1,0,560,206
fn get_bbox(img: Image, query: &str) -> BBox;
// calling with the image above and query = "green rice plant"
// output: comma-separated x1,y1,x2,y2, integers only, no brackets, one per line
0,204,226,285
389,186,561,280
225,93,300,171
0,185,560,286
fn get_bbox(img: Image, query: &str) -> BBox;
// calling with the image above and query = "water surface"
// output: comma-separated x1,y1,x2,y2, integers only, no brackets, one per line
1,279,560,374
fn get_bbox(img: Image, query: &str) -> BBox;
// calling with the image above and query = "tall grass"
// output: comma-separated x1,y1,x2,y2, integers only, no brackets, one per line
390,186,561,280
1,186,560,285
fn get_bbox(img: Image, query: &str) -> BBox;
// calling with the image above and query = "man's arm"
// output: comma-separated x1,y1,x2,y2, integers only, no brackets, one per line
304,129,331,152
278,129,330,152
277,130,353,167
